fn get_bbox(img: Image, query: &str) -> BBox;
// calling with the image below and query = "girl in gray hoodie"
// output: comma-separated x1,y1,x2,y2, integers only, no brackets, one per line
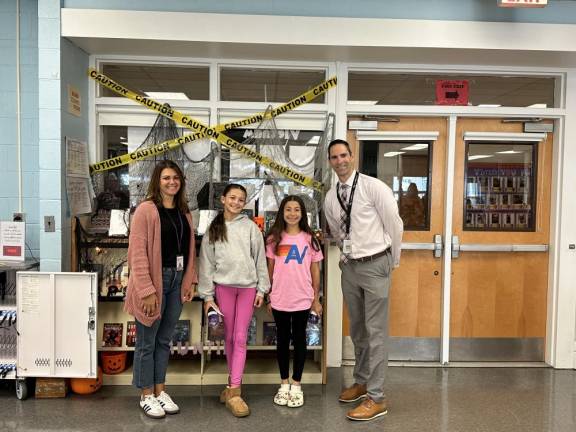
197,183,270,417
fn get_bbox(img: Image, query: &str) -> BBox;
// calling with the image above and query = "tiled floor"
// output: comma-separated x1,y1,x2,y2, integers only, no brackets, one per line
1,366,575,432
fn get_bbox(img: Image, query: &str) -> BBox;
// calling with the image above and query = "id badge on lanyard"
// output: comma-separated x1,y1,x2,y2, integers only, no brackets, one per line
342,239,352,254
176,255,184,271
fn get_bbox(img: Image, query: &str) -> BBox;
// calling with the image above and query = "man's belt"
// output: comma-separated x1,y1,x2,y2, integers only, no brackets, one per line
349,248,390,263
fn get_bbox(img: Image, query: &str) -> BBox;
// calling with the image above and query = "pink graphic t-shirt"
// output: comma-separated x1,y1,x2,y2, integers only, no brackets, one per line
266,231,323,312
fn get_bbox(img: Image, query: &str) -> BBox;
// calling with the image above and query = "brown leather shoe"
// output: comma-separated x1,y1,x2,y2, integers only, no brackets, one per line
346,398,388,421
225,387,250,417
338,383,367,403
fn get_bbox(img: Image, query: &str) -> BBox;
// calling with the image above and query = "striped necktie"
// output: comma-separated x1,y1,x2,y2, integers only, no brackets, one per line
339,184,350,262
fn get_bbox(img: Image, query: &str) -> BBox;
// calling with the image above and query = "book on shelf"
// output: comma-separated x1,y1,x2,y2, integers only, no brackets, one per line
207,319,225,343
474,213,486,228
126,321,137,347
490,177,501,192
502,213,515,229
500,194,511,209
465,212,474,228
247,315,257,346
489,213,501,228
505,177,515,192
171,320,191,344
488,195,498,209
100,264,128,300
102,323,123,347
516,177,528,192
512,194,526,209
516,213,528,228
262,321,277,346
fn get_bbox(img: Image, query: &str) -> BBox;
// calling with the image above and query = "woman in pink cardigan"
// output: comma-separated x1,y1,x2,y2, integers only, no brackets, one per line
124,160,197,419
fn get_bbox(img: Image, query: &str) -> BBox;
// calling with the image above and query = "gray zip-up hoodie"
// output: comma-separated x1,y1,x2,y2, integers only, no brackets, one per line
197,213,270,301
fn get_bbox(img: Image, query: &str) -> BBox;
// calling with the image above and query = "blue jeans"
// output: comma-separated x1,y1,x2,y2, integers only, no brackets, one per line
133,268,183,389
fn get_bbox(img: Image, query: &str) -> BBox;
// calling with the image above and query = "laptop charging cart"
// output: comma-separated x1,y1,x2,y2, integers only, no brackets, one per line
15,272,98,399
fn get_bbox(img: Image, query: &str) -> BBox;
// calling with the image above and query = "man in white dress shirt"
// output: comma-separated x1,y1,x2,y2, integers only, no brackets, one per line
324,139,403,421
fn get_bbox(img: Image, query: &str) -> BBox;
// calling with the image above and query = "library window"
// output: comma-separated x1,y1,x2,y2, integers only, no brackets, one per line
348,72,558,108
464,142,536,232
220,67,326,103
359,141,431,231
99,63,210,100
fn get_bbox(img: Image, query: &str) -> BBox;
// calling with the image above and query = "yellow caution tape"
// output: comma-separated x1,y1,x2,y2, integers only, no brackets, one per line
88,68,337,191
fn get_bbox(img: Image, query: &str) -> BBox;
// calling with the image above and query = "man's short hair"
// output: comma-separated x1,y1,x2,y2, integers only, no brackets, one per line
328,139,352,157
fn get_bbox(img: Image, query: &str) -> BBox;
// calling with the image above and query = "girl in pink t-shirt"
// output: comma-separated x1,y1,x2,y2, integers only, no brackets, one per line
266,195,323,408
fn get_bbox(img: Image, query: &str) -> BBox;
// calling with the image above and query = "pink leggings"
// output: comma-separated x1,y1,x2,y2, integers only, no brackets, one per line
215,284,256,386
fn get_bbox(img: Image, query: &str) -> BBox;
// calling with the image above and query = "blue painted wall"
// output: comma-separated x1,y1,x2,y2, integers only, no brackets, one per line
62,0,576,24
0,0,39,259
60,37,89,271
38,0,63,271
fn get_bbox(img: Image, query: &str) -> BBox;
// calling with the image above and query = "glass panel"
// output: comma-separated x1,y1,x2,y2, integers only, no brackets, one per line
96,126,130,210
100,64,209,100
348,72,558,108
464,143,536,231
359,141,431,231
97,124,214,212
212,127,325,230
220,68,326,103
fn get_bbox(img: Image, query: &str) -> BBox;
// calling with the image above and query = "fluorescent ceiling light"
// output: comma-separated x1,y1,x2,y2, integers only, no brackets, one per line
348,100,379,105
119,136,127,140
401,144,428,151
478,104,502,108
468,155,492,160
383,151,405,157
496,150,522,154
527,103,547,108
144,91,189,100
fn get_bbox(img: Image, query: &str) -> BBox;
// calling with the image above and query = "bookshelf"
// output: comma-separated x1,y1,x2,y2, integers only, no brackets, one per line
73,220,327,386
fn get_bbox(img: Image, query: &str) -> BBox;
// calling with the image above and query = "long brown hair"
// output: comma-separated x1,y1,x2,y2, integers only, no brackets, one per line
145,160,189,213
208,183,247,244
266,195,320,254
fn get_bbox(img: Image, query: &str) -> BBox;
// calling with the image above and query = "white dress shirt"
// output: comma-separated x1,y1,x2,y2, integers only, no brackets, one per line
324,171,404,267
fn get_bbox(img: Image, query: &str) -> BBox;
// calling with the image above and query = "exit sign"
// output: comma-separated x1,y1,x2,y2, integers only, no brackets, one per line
498,0,547,7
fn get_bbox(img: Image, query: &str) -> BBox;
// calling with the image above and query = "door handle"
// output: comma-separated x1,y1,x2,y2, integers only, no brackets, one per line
451,235,548,259
401,234,443,258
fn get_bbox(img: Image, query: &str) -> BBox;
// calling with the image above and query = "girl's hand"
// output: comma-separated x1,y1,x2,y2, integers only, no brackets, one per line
312,299,323,317
142,293,158,317
204,300,224,316
254,294,264,308
266,303,272,315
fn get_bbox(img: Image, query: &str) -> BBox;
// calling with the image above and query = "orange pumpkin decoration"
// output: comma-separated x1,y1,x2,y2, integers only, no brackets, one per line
71,366,103,394
101,351,127,375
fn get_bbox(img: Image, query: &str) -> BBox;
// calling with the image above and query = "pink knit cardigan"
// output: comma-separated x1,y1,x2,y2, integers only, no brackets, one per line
124,200,198,327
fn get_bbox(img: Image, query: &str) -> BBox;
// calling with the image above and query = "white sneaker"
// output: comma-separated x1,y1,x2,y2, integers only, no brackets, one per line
140,394,166,419
156,391,180,414
273,384,290,406
287,385,304,408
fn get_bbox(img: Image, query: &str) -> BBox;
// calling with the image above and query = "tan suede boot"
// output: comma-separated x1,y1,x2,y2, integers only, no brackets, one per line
220,386,232,403
225,387,250,417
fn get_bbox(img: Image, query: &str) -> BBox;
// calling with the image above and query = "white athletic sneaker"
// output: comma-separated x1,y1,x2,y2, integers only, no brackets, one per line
273,384,290,406
287,385,304,408
156,391,180,414
140,394,166,419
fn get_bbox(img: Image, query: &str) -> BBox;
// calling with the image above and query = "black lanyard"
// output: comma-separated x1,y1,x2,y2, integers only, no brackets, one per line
336,172,359,235
163,208,184,254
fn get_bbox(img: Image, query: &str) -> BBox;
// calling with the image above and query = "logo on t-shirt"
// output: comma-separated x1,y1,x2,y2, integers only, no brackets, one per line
277,244,308,264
